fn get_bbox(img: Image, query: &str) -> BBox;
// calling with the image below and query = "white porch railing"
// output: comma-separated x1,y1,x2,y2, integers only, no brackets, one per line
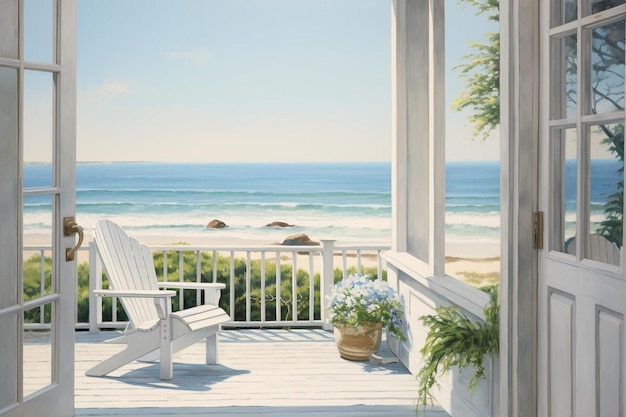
23,240,389,332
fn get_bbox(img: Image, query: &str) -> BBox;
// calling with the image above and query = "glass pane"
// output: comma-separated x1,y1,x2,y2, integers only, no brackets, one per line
0,313,18,408
552,128,578,253
554,0,577,26
0,68,19,180
588,20,625,115
23,304,54,397
588,123,623,265
0,66,19,311
0,0,19,59
24,0,55,64
552,34,578,119
591,0,625,15
24,70,55,187
23,194,54,298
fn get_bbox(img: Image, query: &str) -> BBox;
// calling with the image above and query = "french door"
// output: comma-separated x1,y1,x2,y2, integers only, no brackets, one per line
0,1,78,416
539,1,626,416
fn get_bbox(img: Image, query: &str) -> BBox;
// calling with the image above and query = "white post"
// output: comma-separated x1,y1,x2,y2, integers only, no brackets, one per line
321,240,335,331
88,242,102,333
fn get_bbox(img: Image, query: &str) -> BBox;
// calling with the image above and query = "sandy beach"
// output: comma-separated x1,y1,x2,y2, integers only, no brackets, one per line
444,256,500,287
24,230,500,288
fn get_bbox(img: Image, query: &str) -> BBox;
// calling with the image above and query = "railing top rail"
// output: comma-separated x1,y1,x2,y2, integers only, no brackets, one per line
25,242,391,252
116,243,390,252
333,244,391,250
23,245,57,251
147,244,326,252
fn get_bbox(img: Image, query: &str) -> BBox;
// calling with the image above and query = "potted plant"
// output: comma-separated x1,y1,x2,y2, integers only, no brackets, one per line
328,274,406,360
416,285,499,409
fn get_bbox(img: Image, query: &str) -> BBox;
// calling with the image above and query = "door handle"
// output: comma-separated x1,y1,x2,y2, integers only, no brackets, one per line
63,216,84,262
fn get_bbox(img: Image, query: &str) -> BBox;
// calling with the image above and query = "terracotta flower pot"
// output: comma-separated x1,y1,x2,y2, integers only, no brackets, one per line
333,322,383,361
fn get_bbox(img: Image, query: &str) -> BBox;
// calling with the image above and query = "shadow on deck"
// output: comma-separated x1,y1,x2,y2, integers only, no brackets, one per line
71,329,449,417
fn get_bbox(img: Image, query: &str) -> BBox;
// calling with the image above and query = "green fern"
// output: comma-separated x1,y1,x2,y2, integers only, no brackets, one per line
416,286,499,409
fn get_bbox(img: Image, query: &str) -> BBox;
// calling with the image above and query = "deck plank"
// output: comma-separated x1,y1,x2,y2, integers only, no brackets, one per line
69,329,448,416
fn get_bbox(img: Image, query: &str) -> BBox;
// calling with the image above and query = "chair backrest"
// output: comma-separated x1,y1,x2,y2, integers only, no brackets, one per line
566,233,621,265
93,219,159,328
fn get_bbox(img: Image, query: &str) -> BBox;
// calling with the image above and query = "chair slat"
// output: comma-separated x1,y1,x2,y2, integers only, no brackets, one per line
174,305,229,325
95,220,159,327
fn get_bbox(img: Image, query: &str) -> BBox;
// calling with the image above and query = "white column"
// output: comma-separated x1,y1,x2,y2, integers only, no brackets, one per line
391,0,445,276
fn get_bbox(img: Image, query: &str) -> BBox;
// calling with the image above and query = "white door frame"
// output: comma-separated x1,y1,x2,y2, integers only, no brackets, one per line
0,1,77,416
499,0,540,416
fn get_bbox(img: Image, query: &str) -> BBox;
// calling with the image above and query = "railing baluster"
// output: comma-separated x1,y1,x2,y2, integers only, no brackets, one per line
179,249,184,310
196,250,202,305
163,251,168,282
276,251,281,321
291,252,297,322
112,296,118,323
212,250,217,283
309,252,315,321
342,250,347,278
377,250,383,281
357,249,362,276
88,244,102,333
246,252,251,322
40,249,45,325
261,252,266,322
229,251,235,319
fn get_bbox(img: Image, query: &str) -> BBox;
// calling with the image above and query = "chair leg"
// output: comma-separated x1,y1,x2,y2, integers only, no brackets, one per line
160,318,173,380
205,333,218,364
86,342,157,377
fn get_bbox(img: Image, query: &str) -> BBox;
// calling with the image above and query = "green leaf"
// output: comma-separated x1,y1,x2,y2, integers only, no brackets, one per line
415,286,499,411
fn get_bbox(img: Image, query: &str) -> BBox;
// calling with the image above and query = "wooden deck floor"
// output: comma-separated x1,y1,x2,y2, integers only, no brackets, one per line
69,329,448,417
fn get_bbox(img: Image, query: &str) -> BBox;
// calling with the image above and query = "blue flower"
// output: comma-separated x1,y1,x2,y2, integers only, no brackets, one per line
327,274,405,341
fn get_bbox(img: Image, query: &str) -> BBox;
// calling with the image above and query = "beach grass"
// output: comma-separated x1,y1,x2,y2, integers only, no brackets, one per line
455,271,500,287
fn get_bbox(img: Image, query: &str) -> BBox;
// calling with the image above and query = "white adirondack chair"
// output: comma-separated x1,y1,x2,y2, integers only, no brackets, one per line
86,219,230,380
566,233,621,265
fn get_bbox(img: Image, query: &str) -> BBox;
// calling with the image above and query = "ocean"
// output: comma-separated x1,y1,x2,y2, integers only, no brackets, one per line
22,161,621,257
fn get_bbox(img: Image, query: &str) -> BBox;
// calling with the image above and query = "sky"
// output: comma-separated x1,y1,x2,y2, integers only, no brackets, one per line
26,0,500,163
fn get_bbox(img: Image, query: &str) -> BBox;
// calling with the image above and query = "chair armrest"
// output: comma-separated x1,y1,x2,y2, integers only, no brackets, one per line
94,289,176,298
157,282,225,306
94,289,174,320
157,282,226,290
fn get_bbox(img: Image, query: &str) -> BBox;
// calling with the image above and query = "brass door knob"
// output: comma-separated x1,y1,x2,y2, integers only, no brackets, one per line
63,216,84,262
